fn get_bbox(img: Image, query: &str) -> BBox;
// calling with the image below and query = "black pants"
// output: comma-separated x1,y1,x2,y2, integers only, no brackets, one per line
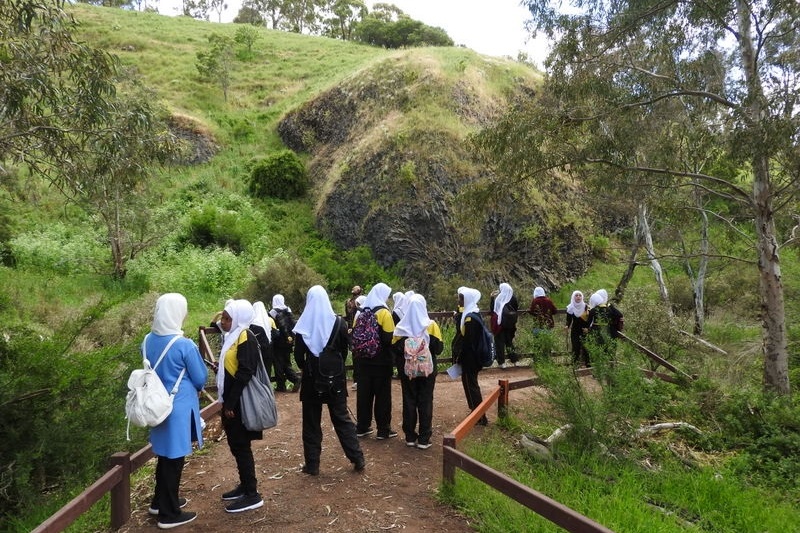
355,365,393,434
400,373,436,444
274,346,300,390
153,455,185,519
461,367,488,424
222,415,258,495
301,394,363,469
493,327,518,365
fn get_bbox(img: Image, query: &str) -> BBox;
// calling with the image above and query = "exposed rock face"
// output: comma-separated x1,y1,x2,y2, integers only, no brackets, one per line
278,52,592,291
167,114,219,165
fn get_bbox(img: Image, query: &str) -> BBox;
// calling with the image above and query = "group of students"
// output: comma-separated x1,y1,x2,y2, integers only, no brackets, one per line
139,283,622,529
483,282,624,369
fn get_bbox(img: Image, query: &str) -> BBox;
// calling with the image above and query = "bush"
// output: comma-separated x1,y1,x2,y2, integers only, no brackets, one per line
181,205,246,253
0,311,135,524
246,255,325,311
127,245,249,296
248,150,308,200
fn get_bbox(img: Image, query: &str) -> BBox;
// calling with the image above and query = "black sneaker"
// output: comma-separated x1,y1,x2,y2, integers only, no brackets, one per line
225,493,264,513
157,511,196,529
149,497,188,516
416,441,433,450
356,428,374,437
354,457,366,472
376,430,398,440
221,485,245,501
301,464,319,476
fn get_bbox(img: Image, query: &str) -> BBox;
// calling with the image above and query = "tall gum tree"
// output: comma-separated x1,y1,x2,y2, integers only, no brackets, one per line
477,1,798,393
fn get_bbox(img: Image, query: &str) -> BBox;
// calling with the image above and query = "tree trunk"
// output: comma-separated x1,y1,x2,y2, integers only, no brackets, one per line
738,0,790,394
693,191,709,335
638,202,673,319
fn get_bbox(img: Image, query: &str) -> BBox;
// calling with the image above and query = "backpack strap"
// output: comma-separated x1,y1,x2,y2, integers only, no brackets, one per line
142,334,185,395
322,317,342,354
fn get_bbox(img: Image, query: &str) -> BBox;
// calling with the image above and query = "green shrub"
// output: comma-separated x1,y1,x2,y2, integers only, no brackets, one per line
246,254,325,310
127,245,249,296
717,392,800,493
248,150,308,200
0,312,135,524
181,205,247,253
10,223,107,274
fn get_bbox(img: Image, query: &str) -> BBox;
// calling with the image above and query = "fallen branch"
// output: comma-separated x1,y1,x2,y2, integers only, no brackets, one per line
636,422,702,436
679,330,728,355
545,424,573,445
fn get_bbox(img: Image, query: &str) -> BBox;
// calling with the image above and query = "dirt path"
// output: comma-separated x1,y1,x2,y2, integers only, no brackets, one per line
119,365,539,533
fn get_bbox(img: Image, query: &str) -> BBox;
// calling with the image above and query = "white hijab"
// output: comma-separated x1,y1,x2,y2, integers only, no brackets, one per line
392,292,405,315
364,282,392,311
533,287,546,298
394,294,432,343
493,282,513,325
151,293,187,336
589,292,605,309
597,289,609,305
566,290,586,316
293,285,338,357
251,301,272,340
353,295,367,323
216,299,254,398
269,293,291,318
460,287,481,331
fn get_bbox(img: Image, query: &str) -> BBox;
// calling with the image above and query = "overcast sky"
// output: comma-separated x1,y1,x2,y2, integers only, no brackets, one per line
155,0,551,67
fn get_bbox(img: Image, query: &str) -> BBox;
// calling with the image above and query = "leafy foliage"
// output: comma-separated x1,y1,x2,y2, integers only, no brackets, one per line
196,32,235,101
247,150,309,200
0,306,135,522
246,254,325,310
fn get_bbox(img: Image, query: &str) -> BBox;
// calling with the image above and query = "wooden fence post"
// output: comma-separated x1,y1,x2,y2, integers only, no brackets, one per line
498,379,509,418
442,434,457,484
109,452,131,530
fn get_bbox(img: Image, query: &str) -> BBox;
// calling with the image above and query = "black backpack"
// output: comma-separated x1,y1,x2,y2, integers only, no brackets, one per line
273,309,296,348
467,312,496,368
314,317,346,397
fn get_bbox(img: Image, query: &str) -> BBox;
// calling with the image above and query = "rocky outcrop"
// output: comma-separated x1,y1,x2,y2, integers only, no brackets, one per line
278,51,593,291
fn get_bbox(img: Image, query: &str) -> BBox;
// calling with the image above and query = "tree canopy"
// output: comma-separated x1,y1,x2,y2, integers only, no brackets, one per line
474,0,800,393
1,0,176,278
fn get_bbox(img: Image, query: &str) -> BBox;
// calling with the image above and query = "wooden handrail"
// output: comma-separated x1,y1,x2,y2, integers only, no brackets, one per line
442,376,616,532
442,446,614,533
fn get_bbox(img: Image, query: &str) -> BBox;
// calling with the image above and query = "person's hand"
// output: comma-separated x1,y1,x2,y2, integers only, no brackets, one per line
222,405,235,419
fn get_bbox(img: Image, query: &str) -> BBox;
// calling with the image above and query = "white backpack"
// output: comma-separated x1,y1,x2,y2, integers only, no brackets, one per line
125,334,184,440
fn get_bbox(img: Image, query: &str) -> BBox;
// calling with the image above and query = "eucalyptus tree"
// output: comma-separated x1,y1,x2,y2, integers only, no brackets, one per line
322,0,367,40
1,0,176,279
475,1,799,394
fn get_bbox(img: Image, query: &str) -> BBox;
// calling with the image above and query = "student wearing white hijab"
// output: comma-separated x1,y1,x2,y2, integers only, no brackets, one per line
354,282,397,439
490,282,519,368
529,286,558,330
145,293,208,529
393,294,443,449
269,294,300,392
293,285,365,475
458,287,489,426
217,299,265,513
586,289,624,363
565,290,591,367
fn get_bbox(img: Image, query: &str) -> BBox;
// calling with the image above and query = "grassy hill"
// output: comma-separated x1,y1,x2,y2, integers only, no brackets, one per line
2,4,800,532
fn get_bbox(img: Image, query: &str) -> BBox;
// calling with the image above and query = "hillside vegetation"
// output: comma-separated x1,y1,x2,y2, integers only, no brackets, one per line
2,4,800,532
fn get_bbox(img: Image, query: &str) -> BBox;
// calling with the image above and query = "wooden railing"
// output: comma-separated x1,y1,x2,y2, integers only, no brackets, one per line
442,374,615,533
32,331,223,533
33,315,689,532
